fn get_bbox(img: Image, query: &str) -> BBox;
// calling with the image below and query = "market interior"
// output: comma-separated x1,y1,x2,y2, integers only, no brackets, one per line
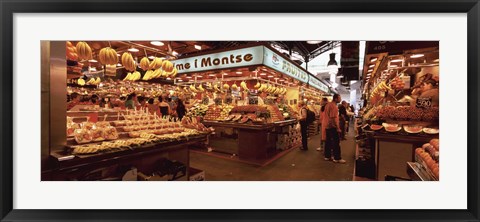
41,40,440,181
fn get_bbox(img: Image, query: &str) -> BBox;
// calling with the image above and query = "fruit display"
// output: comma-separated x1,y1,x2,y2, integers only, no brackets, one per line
204,105,234,121
266,105,284,122
98,47,118,65
403,125,423,134
121,52,137,72
414,138,440,180
369,124,383,131
389,76,406,90
423,127,439,134
374,106,439,121
182,116,214,133
66,41,78,61
139,57,150,71
187,104,209,117
75,41,93,61
369,81,391,105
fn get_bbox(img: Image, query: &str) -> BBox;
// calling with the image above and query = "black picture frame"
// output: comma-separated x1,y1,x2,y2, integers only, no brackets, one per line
1,0,479,221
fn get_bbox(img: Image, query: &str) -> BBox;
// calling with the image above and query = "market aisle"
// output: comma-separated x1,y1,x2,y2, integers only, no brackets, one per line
190,124,356,181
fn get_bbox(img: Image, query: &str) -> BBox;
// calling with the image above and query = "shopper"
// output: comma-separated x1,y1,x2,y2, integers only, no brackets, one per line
125,93,139,110
176,98,186,120
137,96,147,110
158,96,172,117
297,101,309,151
338,101,348,140
324,94,346,163
67,92,80,110
316,98,328,152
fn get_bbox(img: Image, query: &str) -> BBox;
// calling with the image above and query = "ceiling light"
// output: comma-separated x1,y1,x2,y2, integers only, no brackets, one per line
391,59,403,63
177,79,183,82
186,76,192,79
196,75,202,78
370,58,377,62
194,44,202,50
260,73,267,76
274,77,279,80
148,56,155,59
208,74,216,77
268,75,274,78
411,54,424,58
368,64,375,68
223,73,228,76
189,79,194,82
279,79,285,82
172,51,178,56
307,41,322,44
128,48,139,52
236,72,242,74
116,63,122,67
88,59,97,62
150,41,164,46
166,77,171,80
367,73,372,76
390,65,398,68
117,53,120,56
367,69,373,72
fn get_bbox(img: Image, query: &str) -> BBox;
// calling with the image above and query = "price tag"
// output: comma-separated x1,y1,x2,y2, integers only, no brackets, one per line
416,97,432,108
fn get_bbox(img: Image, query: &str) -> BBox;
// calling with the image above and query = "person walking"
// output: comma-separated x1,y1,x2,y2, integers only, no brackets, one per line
176,98,187,120
297,101,309,151
324,94,346,163
316,98,328,152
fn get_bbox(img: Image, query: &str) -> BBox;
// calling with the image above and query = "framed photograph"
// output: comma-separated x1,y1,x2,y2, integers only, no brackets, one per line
1,0,479,221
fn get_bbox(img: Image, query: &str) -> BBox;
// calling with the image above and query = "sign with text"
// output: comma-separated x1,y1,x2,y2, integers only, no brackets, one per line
263,47,309,83
172,46,264,74
416,97,432,108
308,76,329,93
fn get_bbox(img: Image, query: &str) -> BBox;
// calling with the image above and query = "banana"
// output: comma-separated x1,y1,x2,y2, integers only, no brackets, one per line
95,77,101,85
142,70,152,80
139,57,150,71
75,41,92,60
167,68,177,77
161,60,174,72
161,70,167,77
86,77,95,85
231,83,238,91
77,78,85,86
254,81,260,89
197,84,205,92
223,83,229,90
124,72,132,81
150,58,163,70
240,81,248,91
257,83,265,92
189,84,197,92
132,71,141,81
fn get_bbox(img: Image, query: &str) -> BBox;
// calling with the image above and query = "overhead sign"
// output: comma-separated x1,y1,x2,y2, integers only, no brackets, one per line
172,46,264,74
172,45,311,84
263,47,309,83
308,76,330,93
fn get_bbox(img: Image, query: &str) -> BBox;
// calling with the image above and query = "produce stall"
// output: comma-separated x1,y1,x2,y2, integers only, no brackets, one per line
356,43,440,180
168,44,329,163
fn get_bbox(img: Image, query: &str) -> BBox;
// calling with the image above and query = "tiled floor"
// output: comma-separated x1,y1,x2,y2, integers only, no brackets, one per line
190,126,357,181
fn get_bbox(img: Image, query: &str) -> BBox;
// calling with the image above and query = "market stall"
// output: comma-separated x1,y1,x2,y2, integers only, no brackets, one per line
42,41,213,181
355,42,440,180
169,44,330,164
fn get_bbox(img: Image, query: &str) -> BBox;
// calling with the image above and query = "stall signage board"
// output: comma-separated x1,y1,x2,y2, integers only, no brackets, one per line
263,47,309,83
308,76,329,93
172,46,264,74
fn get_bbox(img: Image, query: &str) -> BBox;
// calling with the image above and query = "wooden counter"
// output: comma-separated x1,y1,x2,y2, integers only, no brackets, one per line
42,135,208,181
202,119,297,161
364,130,438,180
